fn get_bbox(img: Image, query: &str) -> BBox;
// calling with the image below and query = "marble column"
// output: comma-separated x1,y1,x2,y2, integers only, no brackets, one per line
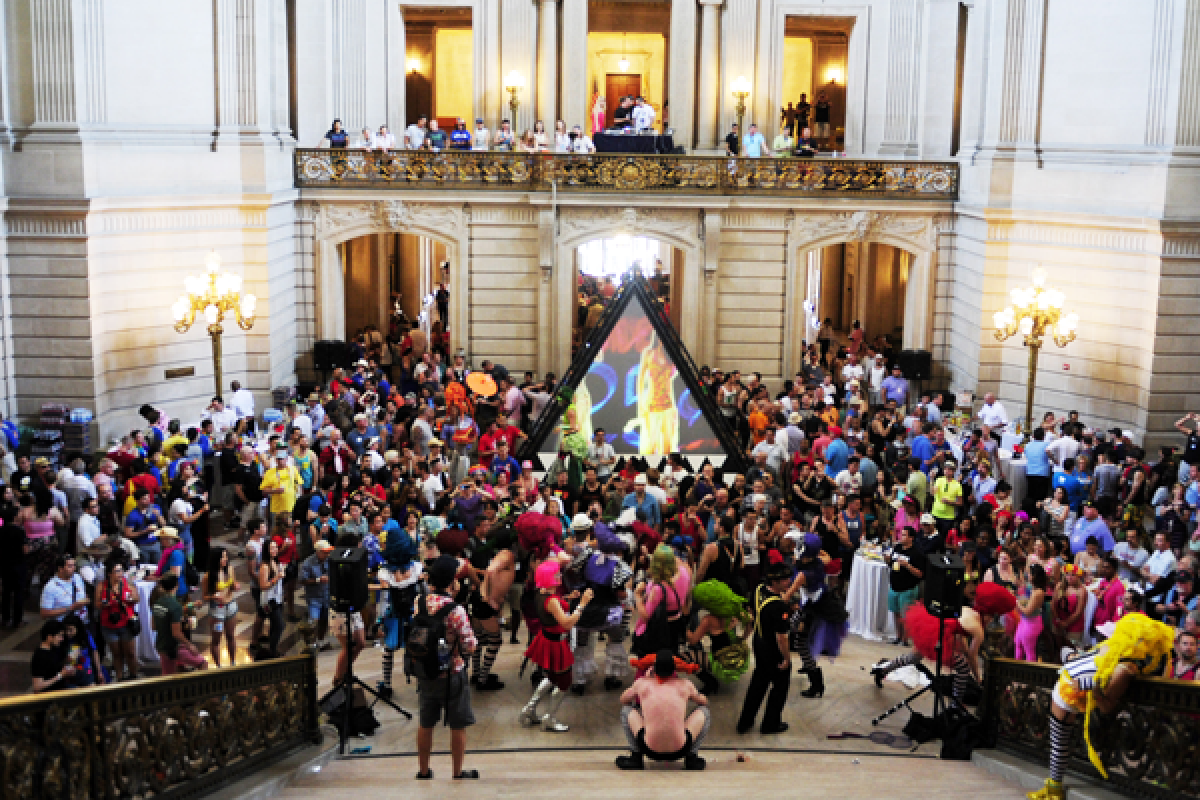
386,3,406,135
879,0,924,156
667,0,696,150
537,0,559,124
501,0,537,134
695,0,723,150
561,0,588,130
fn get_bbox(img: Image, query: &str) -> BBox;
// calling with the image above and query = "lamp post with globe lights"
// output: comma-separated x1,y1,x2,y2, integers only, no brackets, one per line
992,266,1078,440
171,251,257,398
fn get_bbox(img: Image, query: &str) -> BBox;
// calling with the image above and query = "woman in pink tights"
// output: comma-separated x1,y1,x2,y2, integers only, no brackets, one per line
1013,564,1048,661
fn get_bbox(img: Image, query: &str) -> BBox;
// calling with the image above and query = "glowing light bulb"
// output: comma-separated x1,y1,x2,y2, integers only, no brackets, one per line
204,304,219,325
172,299,188,322
1018,317,1034,336
1031,266,1046,287
241,294,257,318
205,250,222,273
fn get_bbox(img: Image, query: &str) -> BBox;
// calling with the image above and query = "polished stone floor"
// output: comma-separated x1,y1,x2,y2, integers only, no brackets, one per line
315,633,951,755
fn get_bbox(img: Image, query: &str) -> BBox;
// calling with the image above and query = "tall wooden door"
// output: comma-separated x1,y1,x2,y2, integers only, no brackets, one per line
605,74,641,128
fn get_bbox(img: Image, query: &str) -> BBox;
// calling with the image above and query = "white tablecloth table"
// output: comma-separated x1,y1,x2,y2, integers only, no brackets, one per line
997,451,1027,512
845,553,895,641
135,579,160,666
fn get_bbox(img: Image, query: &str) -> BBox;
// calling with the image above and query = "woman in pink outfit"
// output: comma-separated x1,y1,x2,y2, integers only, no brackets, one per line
591,93,606,135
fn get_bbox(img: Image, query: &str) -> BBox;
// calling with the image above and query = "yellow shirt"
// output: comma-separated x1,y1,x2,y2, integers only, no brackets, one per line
260,466,302,514
931,476,961,520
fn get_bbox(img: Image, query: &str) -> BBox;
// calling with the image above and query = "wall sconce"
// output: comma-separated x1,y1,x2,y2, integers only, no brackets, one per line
407,57,420,73
825,66,844,85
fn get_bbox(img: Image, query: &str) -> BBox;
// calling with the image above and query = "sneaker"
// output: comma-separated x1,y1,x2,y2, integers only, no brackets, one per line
684,753,707,771
475,674,505,691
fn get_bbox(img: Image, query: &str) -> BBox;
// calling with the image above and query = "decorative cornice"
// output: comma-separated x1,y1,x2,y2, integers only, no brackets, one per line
790,211,936,252
985,221,1157,254
557,206,701,250
5,215,87,237
313,200,465,239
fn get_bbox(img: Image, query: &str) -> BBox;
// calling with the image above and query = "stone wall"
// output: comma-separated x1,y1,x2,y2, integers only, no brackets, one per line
467,206,541,375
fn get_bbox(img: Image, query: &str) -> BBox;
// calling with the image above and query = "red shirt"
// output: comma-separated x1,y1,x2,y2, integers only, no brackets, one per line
1092,576,1125,628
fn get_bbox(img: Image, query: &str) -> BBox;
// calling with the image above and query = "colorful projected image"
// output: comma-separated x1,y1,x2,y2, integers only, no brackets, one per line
547,300,721,456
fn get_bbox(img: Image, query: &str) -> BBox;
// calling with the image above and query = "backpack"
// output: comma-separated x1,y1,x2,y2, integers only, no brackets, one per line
404,593,456,680
631,582,679,657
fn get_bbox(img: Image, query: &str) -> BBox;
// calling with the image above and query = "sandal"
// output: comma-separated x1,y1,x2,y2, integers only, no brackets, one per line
453,770,480,780
416,770,433,780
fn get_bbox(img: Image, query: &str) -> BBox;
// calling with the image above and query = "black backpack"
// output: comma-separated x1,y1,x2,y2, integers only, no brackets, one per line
631,582,679,657
404,593,455,680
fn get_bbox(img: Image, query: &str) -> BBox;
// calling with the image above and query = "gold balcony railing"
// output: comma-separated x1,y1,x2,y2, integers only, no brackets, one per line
294,148,959,199
0,654,320,799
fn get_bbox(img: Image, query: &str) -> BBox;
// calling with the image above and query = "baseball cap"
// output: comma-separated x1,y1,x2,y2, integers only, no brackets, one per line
920,513,935,525
829,426,843,437
475,117,484,124
353,413,367,422
570,513,594,531
634,474,648,485
789,413,802,425
315,540,334,552
33,457,49,467
429,439,444,448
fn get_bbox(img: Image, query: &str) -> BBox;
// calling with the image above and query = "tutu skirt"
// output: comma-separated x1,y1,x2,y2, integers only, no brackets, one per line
526,633,574,673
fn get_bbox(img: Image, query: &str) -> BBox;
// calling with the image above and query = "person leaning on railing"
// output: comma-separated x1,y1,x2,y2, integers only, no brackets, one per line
31,619,75,693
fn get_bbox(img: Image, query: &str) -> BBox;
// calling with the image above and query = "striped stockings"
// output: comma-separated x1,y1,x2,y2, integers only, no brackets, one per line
1048,713,1071,782
475,631,502,684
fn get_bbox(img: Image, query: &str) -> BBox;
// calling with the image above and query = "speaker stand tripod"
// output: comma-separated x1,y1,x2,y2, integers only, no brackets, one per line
318,607,412,755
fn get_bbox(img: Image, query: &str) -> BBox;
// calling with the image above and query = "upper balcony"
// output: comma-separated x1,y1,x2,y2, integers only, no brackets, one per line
294,149,958,201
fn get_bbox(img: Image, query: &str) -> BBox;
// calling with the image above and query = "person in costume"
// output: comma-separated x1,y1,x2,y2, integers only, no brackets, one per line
736,551,795,735
688,579,751,695
616,650,710,771
1026,613,1174,800
789,532,848,699
376,526,422,698
629,332,678,455
557,387,589,489
568,514,633,693
466,517,518,691
520,559,594,732
870,582,1016,701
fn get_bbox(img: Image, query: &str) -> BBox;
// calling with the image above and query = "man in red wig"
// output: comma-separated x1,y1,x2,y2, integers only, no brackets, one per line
870,582,1015,701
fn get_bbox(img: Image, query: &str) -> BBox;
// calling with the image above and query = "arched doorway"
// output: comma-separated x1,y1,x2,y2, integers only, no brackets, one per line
791,237,930,378
571,235,684,357
339,232,451,349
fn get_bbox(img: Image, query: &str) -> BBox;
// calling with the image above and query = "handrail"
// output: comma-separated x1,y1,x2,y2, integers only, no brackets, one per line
294,148,959,200
982,657,1200,800
0,653,321,799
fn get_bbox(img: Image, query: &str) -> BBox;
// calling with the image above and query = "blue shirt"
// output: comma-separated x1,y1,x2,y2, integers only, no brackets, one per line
881,375,909,405
1069,516,1115,555
1052,470,1085,513
491,456,522,483
622,492,662,528
346,426,379,456
825,438,850,477
167,549,189,597
911,435,934,472
1024,441,1050,477
450,129,472,150
1,420,18,451
742,132,767,158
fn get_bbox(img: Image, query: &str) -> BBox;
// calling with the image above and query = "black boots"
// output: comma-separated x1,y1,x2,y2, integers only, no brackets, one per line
801,667,825,698
615,752,644,770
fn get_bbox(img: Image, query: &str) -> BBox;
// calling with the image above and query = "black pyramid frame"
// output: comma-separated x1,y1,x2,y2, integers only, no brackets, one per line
517,271,746,472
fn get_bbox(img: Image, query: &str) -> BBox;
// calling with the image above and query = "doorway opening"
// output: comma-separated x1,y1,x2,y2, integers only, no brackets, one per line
340,233,451,364
782,16,852,151
405,8,474,130
587,1,670,133
802,241,912,360
573,235,682,356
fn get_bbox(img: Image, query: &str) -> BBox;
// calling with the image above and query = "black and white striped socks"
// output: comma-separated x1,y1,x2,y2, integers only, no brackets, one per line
1048,713,1071,782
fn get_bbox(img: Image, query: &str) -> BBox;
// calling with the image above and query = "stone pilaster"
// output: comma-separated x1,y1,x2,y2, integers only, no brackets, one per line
387,3,407,136
561,0,588,132
502,0,537,134
996,0,1046,148
667,0,696,149
536,0,559,123
879,0,924,156
695,0,723,150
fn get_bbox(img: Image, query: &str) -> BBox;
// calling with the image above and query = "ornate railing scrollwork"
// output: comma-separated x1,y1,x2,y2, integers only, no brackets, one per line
0,654,320,800
294,148,958,200
983,657,1200,799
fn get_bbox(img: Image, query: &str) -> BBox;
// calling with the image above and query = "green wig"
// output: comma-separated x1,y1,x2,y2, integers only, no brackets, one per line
693,580,747,621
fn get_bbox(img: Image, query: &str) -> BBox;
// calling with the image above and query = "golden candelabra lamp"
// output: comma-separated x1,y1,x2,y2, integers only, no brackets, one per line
731,75,752,144
504,70,524,123
992,266,1079,439
171,251,257,398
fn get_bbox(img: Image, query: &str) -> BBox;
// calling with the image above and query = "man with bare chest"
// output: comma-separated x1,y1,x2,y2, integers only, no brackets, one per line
616,650,710,770
468,520,517,691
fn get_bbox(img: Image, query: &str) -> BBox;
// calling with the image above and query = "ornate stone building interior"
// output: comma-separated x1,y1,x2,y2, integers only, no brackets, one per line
0,0,1195,450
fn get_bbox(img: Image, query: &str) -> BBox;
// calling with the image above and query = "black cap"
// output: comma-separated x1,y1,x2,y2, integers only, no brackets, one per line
427,555,459,590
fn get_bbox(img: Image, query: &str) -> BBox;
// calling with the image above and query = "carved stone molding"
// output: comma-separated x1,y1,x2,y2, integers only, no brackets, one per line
558,206,701,252
313,200,464,241
790,211,936,253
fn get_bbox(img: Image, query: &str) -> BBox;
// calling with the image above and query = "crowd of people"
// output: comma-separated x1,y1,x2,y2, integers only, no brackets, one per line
323,116,598,155
1,279,1197,784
